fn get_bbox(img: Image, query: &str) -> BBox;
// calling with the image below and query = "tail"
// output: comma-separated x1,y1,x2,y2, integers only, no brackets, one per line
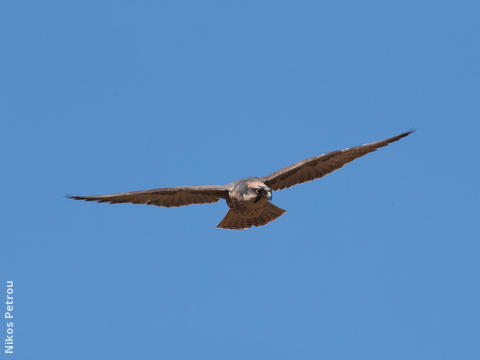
217,202,286,230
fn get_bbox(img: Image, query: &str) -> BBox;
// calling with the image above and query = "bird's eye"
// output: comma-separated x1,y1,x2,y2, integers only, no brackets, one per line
256,188,261,193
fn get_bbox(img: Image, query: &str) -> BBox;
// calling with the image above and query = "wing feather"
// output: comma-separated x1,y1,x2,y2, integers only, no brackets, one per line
68,185,229,208
263,130,414,191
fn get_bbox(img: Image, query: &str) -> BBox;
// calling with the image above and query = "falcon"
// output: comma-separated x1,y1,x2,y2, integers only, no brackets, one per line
69,130,413,229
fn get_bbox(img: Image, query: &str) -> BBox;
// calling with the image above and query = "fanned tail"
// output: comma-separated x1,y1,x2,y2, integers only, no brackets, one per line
217,202,286,230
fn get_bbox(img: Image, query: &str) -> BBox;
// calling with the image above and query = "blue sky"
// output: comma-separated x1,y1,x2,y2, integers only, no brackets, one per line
1,0,479,359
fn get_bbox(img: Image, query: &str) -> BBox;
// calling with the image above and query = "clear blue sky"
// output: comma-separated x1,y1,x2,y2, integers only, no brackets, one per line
1,1,479,359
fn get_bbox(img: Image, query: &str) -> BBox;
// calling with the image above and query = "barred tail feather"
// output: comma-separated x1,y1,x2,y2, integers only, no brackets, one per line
217,202,286,230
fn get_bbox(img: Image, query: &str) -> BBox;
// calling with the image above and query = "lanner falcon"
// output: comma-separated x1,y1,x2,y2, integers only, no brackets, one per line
69,130,413,229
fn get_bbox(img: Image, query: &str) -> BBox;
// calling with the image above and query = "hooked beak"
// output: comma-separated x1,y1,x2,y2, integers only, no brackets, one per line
265,191,272,200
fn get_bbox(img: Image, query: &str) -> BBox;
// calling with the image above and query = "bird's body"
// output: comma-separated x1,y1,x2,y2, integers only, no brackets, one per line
226,177,269,214
218,177,285,229
69,130,414,229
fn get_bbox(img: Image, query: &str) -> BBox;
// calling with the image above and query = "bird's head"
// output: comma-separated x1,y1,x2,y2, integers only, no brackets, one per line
253,185,272,202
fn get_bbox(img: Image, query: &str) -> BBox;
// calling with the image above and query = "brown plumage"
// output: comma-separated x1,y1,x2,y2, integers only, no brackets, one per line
263,130,413,191
68,185,229,208
69,130,413,229
217,202,287,230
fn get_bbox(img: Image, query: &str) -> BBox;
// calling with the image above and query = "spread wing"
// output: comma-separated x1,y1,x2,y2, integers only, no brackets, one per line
68,185,229,207
263,130,414,191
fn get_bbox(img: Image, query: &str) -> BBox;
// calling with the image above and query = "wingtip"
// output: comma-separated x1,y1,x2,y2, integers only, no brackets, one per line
66,194,88,201
393,129,415,141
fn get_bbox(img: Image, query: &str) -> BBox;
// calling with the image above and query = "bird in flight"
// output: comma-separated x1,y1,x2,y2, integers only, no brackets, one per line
69,130,413,229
